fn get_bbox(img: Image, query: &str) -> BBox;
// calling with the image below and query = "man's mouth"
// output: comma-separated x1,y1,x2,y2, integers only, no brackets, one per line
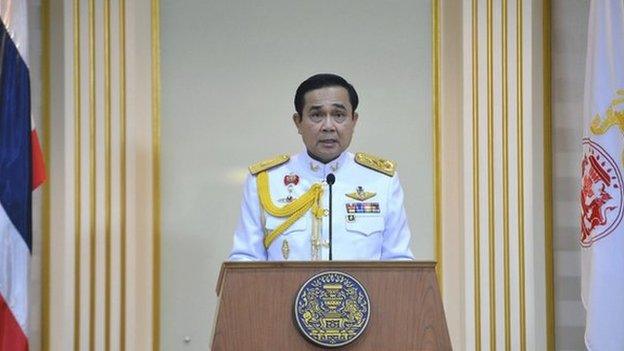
319,139,338,146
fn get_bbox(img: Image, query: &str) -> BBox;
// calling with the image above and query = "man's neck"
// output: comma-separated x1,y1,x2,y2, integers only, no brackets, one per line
307,150,339,164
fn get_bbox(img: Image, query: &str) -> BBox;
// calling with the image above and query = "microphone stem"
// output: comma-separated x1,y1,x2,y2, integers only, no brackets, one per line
329,182,333,261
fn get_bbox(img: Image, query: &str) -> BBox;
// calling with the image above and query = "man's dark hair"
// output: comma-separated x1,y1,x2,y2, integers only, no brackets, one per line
294,73,359,116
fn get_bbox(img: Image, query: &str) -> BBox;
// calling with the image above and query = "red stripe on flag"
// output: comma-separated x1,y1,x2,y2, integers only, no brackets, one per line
0,294,28,351
31,130,46,189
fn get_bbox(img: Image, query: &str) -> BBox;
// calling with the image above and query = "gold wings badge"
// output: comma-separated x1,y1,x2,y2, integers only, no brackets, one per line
345,186,376,201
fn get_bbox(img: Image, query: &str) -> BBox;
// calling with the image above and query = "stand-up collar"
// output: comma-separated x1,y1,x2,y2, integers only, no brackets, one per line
295,151,350,179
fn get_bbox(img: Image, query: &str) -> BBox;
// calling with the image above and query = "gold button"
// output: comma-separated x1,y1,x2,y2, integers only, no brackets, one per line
323,209,329,216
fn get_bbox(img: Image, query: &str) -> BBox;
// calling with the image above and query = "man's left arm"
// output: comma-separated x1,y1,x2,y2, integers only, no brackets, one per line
381,172,414,260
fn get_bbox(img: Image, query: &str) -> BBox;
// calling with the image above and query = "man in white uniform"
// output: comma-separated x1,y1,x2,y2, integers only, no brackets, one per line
229,74,413,261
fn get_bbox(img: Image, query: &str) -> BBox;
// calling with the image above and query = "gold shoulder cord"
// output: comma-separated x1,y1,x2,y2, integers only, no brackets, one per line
257,171,324,248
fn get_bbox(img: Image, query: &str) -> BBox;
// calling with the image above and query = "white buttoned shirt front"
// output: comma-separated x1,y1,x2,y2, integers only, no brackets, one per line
228,151,414,261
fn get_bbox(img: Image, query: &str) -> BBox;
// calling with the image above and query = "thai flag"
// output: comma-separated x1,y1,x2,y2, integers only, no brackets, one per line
581,1,624,349
0,2,46,350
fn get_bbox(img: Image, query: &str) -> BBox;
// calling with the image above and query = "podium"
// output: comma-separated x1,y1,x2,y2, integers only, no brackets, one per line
212,261,451,350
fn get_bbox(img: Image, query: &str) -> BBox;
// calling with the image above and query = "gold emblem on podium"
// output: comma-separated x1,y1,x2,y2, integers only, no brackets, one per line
294,271,370,348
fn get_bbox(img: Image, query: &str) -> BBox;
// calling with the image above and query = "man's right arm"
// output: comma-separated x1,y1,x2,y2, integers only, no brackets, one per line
228,173,268,261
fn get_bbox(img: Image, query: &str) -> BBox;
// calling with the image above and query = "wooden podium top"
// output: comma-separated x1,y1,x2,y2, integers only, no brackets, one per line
216,261,437,295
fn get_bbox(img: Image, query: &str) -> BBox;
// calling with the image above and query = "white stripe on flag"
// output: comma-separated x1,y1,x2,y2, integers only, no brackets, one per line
0,0,29,65
0,203,30,332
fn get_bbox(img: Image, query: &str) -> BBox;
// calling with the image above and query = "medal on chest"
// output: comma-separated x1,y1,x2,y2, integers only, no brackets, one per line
278,173,300,203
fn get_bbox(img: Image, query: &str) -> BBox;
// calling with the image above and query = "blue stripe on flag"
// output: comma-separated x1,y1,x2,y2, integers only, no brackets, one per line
0,18,32,252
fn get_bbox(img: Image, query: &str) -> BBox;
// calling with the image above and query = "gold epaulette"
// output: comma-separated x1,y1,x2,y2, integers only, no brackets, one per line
248,154,290,175
355,152,395,177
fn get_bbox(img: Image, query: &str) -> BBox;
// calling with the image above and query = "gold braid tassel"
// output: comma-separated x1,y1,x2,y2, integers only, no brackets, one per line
257,171,324,248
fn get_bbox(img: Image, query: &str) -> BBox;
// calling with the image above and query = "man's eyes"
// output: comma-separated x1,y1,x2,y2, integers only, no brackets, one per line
307,111,347,122
308,112,345,117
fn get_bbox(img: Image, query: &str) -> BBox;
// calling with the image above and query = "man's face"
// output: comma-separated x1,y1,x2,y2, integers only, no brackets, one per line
293,86,358,162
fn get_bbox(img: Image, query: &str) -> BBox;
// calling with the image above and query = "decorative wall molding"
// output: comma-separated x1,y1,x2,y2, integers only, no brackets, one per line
440,0,552,349
44,1,159,350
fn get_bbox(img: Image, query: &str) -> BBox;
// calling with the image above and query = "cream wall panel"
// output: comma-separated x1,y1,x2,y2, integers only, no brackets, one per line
28,1,44,350
440,0,465,349
125,0,157,348
48,0,73,349
551,1,588,349
160,1,434,350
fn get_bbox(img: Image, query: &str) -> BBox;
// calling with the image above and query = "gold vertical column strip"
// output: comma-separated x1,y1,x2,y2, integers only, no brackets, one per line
88,0,97,350
501,0,511,349
104,0,112,350
40,1,51,350
432,0,442,291
516,0,527,349
72,0,82,350
119,0,128,349
151,0,162,350
542,0,555,349
471,0,482,349
486,0,496,349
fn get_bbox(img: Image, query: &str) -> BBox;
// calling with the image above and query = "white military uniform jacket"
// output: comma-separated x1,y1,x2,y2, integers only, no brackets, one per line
228,151,414,261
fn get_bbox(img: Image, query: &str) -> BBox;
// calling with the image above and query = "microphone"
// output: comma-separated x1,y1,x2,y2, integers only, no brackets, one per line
326,173,335,260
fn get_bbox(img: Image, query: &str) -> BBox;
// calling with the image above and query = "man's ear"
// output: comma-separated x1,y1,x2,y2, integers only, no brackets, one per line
293,112,302,134
293,113,302,134
352,112,359,125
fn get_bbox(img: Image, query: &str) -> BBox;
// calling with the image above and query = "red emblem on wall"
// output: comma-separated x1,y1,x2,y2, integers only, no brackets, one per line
580,138,624,247
284,173,299,186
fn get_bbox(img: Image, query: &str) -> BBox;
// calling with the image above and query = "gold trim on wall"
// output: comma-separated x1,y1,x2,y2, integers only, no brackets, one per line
432,0,442,291
516,0,527,348
87,0,97,349
104,0,112,349
72,0,82,349
151,0,162,350
501,0,511,349
543,0,555,349
471,0,482,349
486,0,497,349
119,0,128,350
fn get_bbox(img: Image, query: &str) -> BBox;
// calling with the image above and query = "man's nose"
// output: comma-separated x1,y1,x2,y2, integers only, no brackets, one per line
321,115,336,131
